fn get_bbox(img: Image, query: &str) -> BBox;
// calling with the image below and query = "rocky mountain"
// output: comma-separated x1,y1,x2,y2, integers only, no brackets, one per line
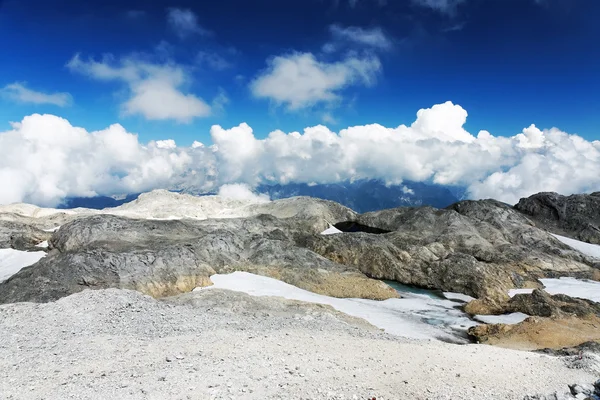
515,191,600,245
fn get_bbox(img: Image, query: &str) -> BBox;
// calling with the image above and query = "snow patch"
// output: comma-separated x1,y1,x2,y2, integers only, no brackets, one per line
0,249,46,282
203,272,478,341
508,277,600,303
43,226,61,232
320,225,342,235
474,313,530,325
552,234,600,259
35,240,49,248
508,288,535,298
539,277,600,303
443,292,475,303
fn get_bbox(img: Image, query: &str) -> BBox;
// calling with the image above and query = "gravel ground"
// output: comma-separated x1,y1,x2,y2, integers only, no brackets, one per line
0,288,596,400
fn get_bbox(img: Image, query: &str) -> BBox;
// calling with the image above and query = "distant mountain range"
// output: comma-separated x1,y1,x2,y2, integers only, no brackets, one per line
58,180,466,213
256,181,465,212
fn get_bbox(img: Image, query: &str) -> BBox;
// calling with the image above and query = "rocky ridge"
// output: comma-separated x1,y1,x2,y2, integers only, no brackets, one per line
1,190,600,352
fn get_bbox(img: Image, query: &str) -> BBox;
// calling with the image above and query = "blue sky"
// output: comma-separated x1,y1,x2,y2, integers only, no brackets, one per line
1,0,598,145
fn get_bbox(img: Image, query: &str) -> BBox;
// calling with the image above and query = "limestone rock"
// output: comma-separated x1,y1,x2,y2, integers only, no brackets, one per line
508,289,600,318
468,315,600,350
515,192,600,245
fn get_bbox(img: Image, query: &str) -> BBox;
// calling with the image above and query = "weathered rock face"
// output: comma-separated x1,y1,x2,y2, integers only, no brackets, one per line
0,209,397,304
467,290,600,350
508,289,600,318
468,315,600,350
515,192,600,245
303,200,598,302
0,220,51,250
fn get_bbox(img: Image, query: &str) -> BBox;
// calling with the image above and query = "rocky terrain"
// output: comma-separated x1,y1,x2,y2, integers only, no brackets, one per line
0,288,597,400
515,191,600,245
1,189,600,398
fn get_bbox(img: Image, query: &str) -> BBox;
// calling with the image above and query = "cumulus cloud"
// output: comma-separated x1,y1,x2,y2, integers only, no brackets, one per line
325,25,392,52
250,52,381,110
0,114,199,206
166,8,212,39
2,101,600,207
67,54,213,123
0,83,72,107
217,184,270,203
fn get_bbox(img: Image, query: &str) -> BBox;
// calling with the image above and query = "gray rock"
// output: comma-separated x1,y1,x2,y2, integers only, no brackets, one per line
509,289,600,318
515,192,600,245
569,384,595,397
0,220,51,250
1,194,598,309
306,200,598,301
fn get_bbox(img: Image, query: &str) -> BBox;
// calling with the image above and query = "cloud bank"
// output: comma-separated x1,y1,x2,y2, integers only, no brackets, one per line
1,101,599,206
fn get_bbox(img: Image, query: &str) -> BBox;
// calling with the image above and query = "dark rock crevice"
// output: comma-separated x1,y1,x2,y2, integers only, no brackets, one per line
333,221,391,234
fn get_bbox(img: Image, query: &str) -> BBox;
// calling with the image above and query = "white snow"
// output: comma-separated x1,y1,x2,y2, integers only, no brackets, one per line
508,288,535,298
508,277,600,303
35,241,49,248
539,277,600,303
552,234,600,259
43,226,61,232
320,225,342,235
204,272,479,341
443,292,476,303
0,249,46,282
474,312,530,325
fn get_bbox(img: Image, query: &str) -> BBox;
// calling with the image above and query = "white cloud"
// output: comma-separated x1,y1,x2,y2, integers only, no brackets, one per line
2,102,600,207
217,184,270,203
67,54,212,123
196,51,232,71
326,25,392,51
211,89,229,115
401,186,415,195
0,83,72,107
412,0,466,14
249,52,381,110
0,114,197,206
322,113,338,125
155,139,177,149
166,8,212,39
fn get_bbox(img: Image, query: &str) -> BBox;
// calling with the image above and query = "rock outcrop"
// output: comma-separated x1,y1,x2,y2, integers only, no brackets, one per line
304,200,598,303
508,289,600,318
468,289,600,350
468,315,600,351
515,192,600,245
0,220,51,250
0,204,394,303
